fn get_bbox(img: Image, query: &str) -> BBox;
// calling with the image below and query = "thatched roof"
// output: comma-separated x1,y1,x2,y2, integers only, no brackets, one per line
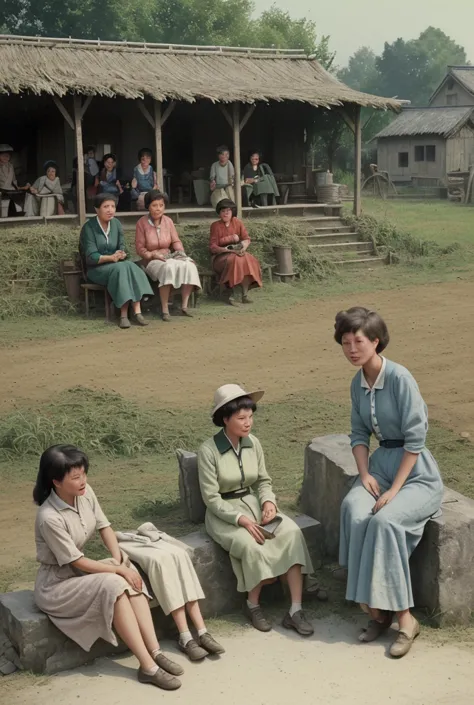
430,66,474,104
0,34,401,110
374,106,474,139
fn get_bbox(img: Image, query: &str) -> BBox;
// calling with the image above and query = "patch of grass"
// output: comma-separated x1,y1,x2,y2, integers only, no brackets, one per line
350,197,474,247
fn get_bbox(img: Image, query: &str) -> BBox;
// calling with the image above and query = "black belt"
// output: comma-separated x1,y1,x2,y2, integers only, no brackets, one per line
379,439,404,449
220,488,250,500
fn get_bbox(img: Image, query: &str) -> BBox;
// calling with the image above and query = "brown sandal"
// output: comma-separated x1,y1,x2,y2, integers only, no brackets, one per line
359,612,393,643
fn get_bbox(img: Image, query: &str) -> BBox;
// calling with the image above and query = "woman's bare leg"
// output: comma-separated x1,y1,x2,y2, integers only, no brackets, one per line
170,605,189,633
128,594,160,653
286,564,303,606
180,284,193,310
113,594,156,670
120,302,130,318
159,285,172,314
241,275,252,296
131,300,142,314
185,601,206,632
397,608,416,632
248,582,263,605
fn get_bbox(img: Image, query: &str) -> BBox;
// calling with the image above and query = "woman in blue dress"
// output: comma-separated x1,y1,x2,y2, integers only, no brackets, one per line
131,148,158,210
334,307,443,658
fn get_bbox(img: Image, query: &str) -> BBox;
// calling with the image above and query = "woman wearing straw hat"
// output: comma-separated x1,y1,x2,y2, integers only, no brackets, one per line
198,384,314,635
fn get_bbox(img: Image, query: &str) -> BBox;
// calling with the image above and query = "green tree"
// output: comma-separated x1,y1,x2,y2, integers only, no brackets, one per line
376,27,467,105
338,47,380,93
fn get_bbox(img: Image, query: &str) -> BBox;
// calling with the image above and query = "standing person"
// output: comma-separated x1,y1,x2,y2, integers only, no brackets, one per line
135,190,201,321
33,445,182,690
84,145,100,186
210,199,262,305
334,306,443,658
209,145,235,208
80,193,153,328
198,384,314,635
131,148,158,210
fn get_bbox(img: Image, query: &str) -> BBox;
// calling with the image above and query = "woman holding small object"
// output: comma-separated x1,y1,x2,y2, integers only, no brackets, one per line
131,148,158,210
198,384,314,635
335,307,443,658
135,190,201,321
24,160,64,217
209,199,262,305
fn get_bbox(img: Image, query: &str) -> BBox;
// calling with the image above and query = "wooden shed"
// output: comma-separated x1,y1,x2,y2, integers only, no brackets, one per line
430,66,474,108
0,34,400,223
374,106,474,185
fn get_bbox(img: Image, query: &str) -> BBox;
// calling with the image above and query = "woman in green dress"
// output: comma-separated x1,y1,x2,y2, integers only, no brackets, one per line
198,384,314,636
79,193,153,329
242,151,279,207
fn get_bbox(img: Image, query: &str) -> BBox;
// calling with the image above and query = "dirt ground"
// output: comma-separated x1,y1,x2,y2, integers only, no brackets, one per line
3,617,473,705
1,280,473,436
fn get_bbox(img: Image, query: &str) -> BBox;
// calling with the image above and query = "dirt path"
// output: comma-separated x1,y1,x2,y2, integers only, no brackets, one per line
3,618,472,705
1,280,473,435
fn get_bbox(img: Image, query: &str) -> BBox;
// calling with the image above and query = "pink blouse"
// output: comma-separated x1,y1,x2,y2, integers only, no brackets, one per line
135,214,184,261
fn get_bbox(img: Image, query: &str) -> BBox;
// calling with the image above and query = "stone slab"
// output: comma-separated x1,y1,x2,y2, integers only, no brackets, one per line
300,434,474,626
176,449,206,524
0,514,322,674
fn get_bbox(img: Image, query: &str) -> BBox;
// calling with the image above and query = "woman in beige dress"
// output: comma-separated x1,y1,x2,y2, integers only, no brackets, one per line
33,445,190,690
135,190,201,321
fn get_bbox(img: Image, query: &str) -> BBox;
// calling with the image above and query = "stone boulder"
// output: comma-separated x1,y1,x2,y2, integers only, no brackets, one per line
0,514,321,674
300,434,474,626
176,449,206,524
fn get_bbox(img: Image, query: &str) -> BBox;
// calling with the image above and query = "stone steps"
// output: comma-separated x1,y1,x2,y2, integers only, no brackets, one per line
309,240,373,254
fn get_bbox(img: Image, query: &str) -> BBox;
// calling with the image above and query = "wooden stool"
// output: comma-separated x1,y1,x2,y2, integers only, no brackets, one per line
81,283,112,321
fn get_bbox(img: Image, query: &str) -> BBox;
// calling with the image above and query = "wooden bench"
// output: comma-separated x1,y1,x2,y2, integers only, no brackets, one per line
81,282,112,321
200,262,274,297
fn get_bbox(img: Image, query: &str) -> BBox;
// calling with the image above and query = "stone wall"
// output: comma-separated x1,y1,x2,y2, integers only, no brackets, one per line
300,434,474,626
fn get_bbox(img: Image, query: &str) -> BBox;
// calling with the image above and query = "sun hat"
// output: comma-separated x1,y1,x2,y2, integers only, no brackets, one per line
212,384,264,416
0,144,13,152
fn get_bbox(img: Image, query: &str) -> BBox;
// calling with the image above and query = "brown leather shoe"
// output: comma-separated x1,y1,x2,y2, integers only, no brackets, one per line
154,652,184,676
133,313,149,326
198,632,225,655
389,618,420,658
178,638,207,661
137,667,181,690
246,605,272,632
359,612,393,643
282,610,314,636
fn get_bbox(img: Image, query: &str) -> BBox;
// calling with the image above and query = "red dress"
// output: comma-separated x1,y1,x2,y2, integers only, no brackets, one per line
209,218,262,289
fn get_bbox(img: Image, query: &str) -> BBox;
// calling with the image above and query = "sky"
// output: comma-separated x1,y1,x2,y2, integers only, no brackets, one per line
253,0,474,67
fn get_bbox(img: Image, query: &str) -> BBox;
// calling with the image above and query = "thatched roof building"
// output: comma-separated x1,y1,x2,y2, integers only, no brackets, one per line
0,34,402,221
0,34,400,109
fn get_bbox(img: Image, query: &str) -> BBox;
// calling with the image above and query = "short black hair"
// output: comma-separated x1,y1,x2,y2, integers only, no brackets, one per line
138,148,153,160
212,395,257,427
33,445,89,506
334,306,389,353
217,144,229,154
102,153,116,163
145,189,169,209
249,150,261,160
94,192,117,209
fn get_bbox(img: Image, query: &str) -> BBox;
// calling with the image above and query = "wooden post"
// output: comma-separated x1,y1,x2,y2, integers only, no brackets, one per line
73,96,86,225
353,105,362,216
232,103,242,217
154,100,164,192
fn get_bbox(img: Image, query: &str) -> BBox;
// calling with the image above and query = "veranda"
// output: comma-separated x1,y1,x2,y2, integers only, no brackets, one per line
0,34,401,229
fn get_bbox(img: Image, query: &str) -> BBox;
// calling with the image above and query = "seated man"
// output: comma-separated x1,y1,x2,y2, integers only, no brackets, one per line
0,144,30,217
209,145,235,209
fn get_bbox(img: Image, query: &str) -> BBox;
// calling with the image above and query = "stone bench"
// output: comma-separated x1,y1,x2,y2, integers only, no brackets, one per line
300,434,474,626
0,516,321,675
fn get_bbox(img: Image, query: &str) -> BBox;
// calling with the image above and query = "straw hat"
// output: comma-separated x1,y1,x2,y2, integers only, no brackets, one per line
0,144,13,152
212,384,264,416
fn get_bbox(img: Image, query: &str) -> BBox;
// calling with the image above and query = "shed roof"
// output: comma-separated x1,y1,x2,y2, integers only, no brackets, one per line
0,34,401,109
374,106,474,139
429,66,474,104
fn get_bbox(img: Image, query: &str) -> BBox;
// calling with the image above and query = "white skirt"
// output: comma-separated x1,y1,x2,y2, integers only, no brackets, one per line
145,258,202,291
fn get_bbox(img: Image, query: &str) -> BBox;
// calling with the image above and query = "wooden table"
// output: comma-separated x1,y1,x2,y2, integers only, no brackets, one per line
277,180,306,204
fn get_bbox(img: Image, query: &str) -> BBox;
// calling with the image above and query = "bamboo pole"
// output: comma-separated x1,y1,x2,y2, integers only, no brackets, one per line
353,106,362,216
73,96,86,225
232,102,242,217
154,100,164,192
